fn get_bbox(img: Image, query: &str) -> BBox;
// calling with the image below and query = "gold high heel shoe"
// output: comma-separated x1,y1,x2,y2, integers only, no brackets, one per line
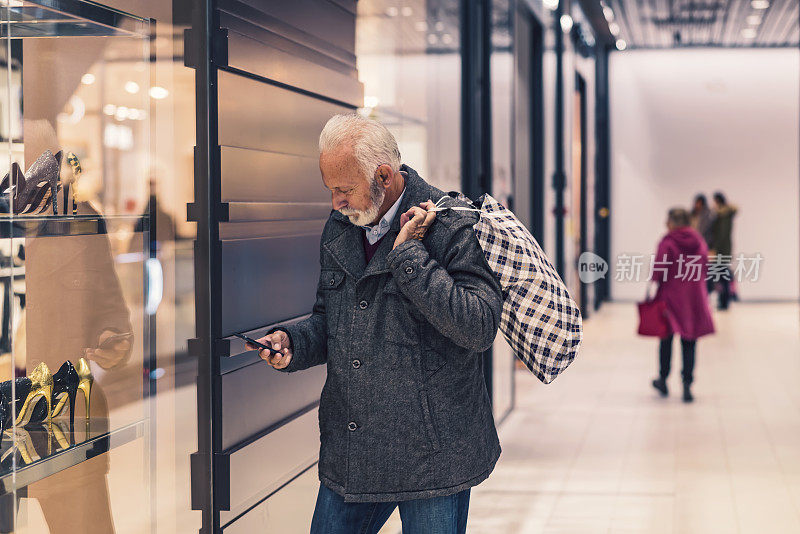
76,357,93,420
15,362,53,426
0,428,41,466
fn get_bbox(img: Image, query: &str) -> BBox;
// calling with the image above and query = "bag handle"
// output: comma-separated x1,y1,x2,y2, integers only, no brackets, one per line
427,193,480,213
644,280,659,301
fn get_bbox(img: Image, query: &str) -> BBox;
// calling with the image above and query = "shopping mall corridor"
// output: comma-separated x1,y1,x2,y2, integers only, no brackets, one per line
379,302,800,533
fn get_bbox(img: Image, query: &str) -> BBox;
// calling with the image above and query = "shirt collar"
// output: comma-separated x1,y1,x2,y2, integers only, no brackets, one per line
362,177,406,245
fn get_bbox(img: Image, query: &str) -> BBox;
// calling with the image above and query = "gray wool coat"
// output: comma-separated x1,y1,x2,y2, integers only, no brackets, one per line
274,165,503,503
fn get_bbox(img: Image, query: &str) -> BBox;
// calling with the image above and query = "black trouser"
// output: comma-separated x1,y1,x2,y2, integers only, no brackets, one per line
659,335,696,385
706,267,731,309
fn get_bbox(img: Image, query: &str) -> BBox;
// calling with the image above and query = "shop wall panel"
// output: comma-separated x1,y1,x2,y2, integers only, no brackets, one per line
220,146,328,203
224,29,363,106
219,12,356,78
220,407,321,526
220,234,320,335
218,0,356,62
218,70,352,157
221,363,324,449
221,465,318,533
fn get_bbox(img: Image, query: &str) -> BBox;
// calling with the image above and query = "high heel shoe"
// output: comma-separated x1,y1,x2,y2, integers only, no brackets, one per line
30,361,79,427
76,358,93,420
0,151,62,215
0,162,23,213
20,150,62,215
0,427,40,468
0,376,33,427
14,362,53,427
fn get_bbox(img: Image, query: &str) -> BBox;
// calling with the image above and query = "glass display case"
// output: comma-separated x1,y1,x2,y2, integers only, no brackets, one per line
0,1,154,532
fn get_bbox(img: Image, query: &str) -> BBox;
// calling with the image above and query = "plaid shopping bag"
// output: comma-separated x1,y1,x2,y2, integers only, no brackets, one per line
433,193,583,383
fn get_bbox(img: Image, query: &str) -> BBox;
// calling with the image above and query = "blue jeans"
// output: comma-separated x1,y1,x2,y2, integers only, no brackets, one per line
310,482,471,534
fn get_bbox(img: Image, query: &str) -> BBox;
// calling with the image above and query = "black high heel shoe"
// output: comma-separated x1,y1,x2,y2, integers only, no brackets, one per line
30,361,78,427
0,376,33,426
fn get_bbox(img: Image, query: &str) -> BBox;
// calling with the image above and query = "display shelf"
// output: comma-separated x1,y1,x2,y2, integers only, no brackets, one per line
0,0,149,39
0,213,148,238
0,213,145,222
0,418,145,495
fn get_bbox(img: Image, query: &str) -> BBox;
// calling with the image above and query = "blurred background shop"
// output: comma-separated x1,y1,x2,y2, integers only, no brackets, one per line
0,0,796,533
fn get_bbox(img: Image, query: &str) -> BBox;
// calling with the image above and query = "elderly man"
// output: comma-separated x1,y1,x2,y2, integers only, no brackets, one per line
248,114,503,533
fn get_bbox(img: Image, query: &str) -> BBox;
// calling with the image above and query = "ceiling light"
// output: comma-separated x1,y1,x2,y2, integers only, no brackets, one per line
746,14,762,24
616,39,627,50
442,33,453,44
543,0,559,11
609,22,620,35
414,21,427,32
149,86,169,99
603,6,614,21
750,0,769,8
427,34,438,45
741,28,757,38
124,81,140,94
560,14,573,33
81,73,95,85
401,7,412,16
386,6,398,17
115,106,129,121
103,104,116,116
434,21,444,31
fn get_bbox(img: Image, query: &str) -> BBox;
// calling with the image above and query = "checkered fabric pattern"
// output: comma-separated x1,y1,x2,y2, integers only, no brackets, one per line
446,192,583,383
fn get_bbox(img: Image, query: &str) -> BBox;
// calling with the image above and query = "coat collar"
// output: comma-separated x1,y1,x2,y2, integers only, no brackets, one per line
324,164,437,280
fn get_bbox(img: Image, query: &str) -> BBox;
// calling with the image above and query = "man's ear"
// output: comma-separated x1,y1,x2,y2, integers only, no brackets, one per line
376,164,392,186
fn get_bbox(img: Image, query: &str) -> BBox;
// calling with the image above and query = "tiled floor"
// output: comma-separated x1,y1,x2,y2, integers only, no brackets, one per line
382,302,800,533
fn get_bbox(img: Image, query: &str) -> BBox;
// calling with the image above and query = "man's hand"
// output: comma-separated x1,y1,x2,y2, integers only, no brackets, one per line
394,200,436,249
247,330,293,369
85,330,133,370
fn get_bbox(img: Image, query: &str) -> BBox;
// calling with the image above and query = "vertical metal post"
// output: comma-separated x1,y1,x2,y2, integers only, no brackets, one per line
594,45,611,308
553,0,566,277
461,0,494,402
190,0,223,532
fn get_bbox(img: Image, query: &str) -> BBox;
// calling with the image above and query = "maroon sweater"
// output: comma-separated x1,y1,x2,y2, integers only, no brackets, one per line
363,231,385,264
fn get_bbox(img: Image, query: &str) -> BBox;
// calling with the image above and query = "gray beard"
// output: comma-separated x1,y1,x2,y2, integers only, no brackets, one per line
339,177,386,226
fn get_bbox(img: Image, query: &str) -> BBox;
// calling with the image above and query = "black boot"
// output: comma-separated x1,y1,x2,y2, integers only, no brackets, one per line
652,378,668,397
682,383,694,403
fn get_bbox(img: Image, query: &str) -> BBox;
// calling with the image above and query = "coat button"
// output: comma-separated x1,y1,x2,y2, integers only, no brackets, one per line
348,421,358,431
352,359,361,369
359,300,368,309
405,266,414,274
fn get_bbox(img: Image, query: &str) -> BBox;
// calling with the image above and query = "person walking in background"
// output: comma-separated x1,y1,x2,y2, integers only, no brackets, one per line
690,194,713,246
651,208,715,402
707,192,738,310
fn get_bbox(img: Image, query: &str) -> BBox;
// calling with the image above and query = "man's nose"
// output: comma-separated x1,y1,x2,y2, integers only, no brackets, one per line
332,193,347,210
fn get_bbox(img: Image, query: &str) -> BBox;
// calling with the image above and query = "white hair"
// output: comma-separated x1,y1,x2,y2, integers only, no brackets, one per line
318,114,402,179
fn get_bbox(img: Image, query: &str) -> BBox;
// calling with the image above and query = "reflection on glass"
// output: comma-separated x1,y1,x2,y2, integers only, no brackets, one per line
357,0,462,191
0,2,151,533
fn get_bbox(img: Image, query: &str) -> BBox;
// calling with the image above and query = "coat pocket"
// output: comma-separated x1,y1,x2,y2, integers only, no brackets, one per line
419,389,441,451
320,268,345,336
383,277,422,345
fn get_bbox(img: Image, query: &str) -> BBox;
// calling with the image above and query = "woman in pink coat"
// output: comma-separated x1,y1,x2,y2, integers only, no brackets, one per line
651,208,715,402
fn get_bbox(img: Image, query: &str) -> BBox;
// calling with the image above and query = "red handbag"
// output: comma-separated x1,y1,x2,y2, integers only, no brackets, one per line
637,283,670,337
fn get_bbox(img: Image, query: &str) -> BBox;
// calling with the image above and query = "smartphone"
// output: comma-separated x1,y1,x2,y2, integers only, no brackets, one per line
98,332,134,350
234,333,281,355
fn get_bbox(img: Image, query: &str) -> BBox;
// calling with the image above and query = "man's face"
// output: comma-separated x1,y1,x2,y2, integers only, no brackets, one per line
320,145,385,226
